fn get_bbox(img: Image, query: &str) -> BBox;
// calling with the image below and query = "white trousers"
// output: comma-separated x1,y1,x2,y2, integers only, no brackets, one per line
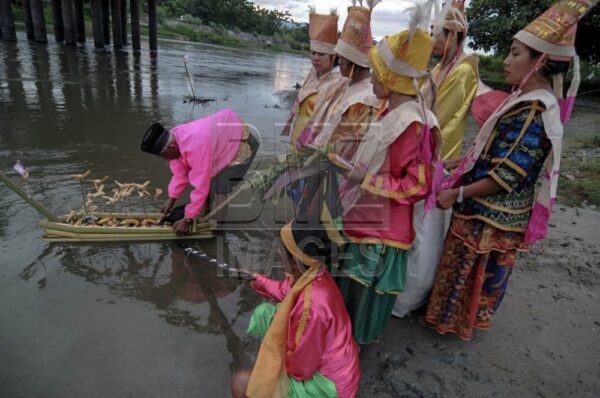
392,200,451,317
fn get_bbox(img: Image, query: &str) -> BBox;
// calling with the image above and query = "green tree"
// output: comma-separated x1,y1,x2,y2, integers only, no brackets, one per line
468,0,600,63
182,0,290,36
159,0,189,17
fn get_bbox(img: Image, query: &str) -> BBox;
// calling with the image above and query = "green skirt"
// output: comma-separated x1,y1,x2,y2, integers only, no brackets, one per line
247,303,338,398
337,243,408,344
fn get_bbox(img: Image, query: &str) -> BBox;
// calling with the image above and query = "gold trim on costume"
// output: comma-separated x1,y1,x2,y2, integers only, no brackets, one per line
489,170,514,193
452,212,527,233
449,228,530,255
472,197,533,214
321,205,347,246
484,101,538,159
229,125,253,166
501,102,545,119
484,101,538,194
339,270,402,296
294,282,313,346
360,163,427,200
346,234,413,250
490,158,528,178
483,102,539,158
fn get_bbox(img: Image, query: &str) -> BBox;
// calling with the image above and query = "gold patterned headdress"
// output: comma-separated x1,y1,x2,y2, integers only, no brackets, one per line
309,6,339,54
514,0,599,123
433,0,467,35
369,0,435,95
430,0,469,76
442,0,469,33
514,0,598,61
335,0,380,68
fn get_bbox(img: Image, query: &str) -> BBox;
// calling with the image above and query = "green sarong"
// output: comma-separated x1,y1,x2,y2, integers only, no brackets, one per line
248,303,338,398
337,243,408,344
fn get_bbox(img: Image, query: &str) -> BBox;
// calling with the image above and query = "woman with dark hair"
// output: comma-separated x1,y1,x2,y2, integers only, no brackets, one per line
425,0,597,341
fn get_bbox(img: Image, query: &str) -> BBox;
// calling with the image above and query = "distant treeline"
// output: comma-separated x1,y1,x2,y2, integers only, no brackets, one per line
156,0,308,38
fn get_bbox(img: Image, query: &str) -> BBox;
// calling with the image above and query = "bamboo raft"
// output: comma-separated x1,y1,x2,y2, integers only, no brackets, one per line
40,212,213,243
1,171,214,243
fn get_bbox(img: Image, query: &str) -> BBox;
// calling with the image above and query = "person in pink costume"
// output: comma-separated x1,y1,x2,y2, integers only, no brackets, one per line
141,108,258,234
232,221,360,398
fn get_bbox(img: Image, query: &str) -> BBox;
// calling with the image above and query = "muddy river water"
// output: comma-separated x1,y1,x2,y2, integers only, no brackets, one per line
0,33,311,397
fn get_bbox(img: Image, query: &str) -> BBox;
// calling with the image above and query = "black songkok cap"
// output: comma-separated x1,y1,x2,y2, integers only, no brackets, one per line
141,123,169,155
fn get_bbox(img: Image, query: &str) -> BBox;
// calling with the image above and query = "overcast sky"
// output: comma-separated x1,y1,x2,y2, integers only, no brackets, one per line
254,0,416,39
255,1,477,40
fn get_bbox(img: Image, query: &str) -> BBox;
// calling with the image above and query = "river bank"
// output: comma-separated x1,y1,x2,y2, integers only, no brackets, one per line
357,205,600,397
10,8,308,55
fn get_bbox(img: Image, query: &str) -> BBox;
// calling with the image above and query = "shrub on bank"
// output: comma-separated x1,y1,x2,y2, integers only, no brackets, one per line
180,14,202,25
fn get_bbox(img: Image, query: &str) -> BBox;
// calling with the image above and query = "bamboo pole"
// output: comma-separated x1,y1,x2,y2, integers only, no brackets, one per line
183,56,196,99
73,0,85,43
101,0,110,45
0,0,17,41
30,0,48,43
23,0,35,40
110,0,122,49
0,171,59,222
90,0,104,48
51,0,64,42
61,0,76,45
147,0,157,51
130,0,140,50
120,0,127,45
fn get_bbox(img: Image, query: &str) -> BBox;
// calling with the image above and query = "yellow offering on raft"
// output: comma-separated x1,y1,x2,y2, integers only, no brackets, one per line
40,212,213,243
0,171,213,243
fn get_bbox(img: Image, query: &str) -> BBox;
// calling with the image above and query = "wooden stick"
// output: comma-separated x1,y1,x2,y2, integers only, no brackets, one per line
183,57,196,99
198,183,249,224
0,171,59,221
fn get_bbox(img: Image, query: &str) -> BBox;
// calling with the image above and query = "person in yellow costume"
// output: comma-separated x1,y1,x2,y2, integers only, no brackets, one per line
392,0,478,318
306,0,382,161
421,0,479,161
279,7,341,203
281,7,341,151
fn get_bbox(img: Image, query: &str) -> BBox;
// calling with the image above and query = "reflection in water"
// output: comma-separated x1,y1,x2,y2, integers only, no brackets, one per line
132,52,142,102
18,239,262,372
0,32,310,396
30,43,55,118
2,44,26,145
0,36,164,151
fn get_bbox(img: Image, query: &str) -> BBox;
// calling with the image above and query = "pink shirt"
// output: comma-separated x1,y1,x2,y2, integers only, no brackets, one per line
343,122,433,249
253,270,360,398
167,108,244,219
